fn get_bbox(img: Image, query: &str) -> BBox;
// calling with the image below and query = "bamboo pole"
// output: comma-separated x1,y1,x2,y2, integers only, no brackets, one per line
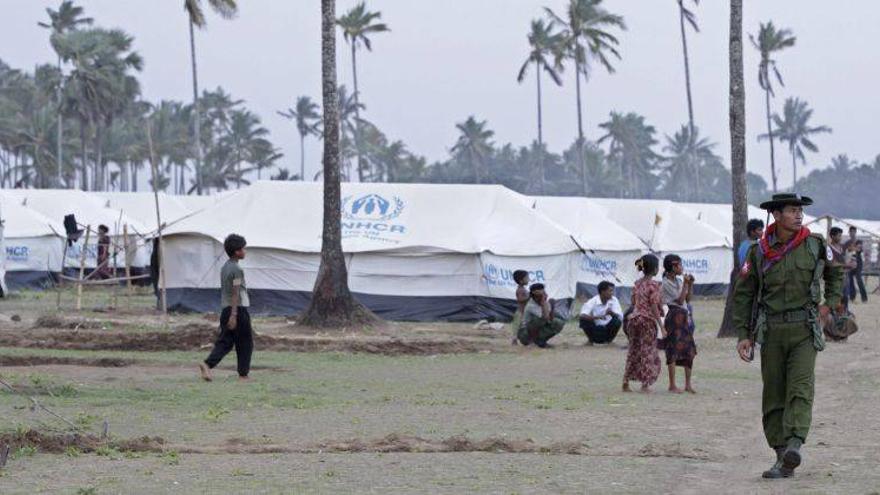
56,241,68,310
145,121,167,315
75,226,90,312
123,224,133,309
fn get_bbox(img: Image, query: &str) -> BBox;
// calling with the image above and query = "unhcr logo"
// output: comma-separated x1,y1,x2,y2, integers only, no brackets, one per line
483,264,545,288
6,246,29,262
581,254,617,276
682,258,710,274
342,193,404,221
341,193,407,242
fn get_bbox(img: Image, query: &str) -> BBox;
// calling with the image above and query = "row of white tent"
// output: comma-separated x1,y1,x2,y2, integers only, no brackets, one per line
0,183,870,321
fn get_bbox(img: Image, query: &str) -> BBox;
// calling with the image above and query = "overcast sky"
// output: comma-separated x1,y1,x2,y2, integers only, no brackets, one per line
3,1,878,190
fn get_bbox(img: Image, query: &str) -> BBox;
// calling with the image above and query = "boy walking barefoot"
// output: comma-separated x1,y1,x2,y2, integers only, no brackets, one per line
199,234,254,382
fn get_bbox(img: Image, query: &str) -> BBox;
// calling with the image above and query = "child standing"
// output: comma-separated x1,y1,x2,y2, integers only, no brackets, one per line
199,234,254,382
510,270,530,345
661,254,697,394
623,254,664,393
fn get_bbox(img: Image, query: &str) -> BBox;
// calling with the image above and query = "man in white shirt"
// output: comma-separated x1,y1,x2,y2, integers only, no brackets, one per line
579,281,623,345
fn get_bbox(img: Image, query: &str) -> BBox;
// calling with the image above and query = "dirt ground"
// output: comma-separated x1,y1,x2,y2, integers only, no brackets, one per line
1,289,879,494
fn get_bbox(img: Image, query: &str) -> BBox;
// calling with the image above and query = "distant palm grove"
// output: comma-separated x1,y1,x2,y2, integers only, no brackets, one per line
1,1,876,218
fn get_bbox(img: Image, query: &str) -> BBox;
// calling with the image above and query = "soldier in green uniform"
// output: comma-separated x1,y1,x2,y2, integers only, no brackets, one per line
732,193,843,479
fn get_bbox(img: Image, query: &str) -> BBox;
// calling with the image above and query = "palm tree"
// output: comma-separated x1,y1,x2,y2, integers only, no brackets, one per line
546,0,625,194
598,111,659,198
39,1,92,187
225,109,269,187
517,19,564,194
761,98,831,190
750,21,795,193
337,2,389,182
677,0,699,137
278,96,320,182
184,0,238,195
451,116,495,184
662,125,719,201
301,0,377,328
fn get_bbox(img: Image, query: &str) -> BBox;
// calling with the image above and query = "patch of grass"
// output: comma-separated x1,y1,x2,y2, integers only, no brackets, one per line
160,450,180,466
203,405,230,422
75,412,100,430
12,445,36,459
95,446,121,460
75,488,97,495
65,446,82,458
231,468,254,477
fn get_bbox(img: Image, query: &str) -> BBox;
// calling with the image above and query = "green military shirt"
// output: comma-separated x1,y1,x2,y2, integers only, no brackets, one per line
732,233,843,342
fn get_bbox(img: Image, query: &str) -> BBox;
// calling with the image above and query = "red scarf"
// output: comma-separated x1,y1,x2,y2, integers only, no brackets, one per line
758,223,811,273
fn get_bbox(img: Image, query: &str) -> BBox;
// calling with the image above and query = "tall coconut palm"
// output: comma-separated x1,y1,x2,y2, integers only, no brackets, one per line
277,96,320,181
39,0,92,187
677,0,699,137
184,0,238,195
225,109,269,187
598,111,659,198
662,125,719,201
517,18,564,194
761,97,831,190
301,0,377,328
545,0,625,195
336,2,389,182
451,116,495,184
750,21,795,193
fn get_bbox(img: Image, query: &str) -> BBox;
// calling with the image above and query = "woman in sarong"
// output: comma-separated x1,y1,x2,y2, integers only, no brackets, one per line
623,254,663,393
661,254,697,394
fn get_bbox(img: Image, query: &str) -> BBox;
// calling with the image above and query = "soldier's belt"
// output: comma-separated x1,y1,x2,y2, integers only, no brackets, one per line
765,309,810,324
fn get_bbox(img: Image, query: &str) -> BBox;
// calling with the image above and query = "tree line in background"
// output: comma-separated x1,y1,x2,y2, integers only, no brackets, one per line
0,0,875,218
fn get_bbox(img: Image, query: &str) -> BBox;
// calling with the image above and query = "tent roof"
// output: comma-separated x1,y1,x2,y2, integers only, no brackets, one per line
677,202,767,244
0,196,63,238
165,181,581,256
95,192,196,232
0,189,148,236
528,196,645,252
589,198,731,251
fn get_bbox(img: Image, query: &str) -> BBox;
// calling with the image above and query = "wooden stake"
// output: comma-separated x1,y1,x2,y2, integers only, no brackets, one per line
0,444,9,468
57,241,68,310
146,121,167,315
76,226,91,312
123,224,133,308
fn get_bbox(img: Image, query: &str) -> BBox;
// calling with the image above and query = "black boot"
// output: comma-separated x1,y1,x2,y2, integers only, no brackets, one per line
762,447,787,479
782,437,803,473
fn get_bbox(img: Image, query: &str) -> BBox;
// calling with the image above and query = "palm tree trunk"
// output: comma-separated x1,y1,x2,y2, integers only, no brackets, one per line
189,19,204,195
763,88,778,192
719,0,747,338
536,61,545,195
351,43,367,183
791,148,797,191
679,2,696,137
56,55,64,188
95,123,104,192
301,0,377,328
80,124,88,191
132,163,138,191
300,133,306,181
575,59,587,196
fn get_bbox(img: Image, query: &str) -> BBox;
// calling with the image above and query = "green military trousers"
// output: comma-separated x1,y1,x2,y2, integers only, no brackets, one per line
519,317,565,346
760,320,817,448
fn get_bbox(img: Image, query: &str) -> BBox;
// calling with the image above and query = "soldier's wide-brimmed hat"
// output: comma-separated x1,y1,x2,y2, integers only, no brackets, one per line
759,193,814,211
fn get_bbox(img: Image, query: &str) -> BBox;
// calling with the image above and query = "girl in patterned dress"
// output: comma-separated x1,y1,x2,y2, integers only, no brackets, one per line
661,254,698,394
623,254,664,393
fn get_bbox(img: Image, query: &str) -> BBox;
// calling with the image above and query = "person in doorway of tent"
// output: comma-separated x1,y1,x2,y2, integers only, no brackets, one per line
518,283,565,348
848,240,868,303
623,254,664,393
510,270,530,345
738,219,765,267
660,254,698,394
199,234,254,382
829,227,851,309
96,224,112,280
579,281,623,345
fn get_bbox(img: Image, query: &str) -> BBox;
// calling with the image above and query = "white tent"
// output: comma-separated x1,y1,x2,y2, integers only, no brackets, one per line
162,182,583,320
527,196,645,294
95,192,197,233
677,202,767,245
0,201,5,295
589,198,733,294
0,197,65,290
0,189,150,271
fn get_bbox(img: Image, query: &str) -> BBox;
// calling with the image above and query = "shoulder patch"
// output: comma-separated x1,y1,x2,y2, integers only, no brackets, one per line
739,260,752,278
826,245,834,262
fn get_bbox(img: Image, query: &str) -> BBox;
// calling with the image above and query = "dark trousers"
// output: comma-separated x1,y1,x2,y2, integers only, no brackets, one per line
848,270,868,302
204,306,253,377
580,315,622,344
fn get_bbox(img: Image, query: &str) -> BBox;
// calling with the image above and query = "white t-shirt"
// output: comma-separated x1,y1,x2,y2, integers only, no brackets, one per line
580,295,623,326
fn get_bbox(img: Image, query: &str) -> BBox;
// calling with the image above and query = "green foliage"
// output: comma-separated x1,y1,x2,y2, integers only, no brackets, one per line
75,488,97,495
203,405,230,422
12,445,37,459
160,450,180,466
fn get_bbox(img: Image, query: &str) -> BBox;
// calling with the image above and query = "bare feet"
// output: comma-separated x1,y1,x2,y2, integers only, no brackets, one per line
622,382,631,393
238,376,251,382
511,338,519,346
640,385,652,394
668,386,683,394
198,363,213,382
685,387,697,394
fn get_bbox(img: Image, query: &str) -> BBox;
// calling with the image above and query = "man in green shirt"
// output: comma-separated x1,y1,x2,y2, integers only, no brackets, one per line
199,234,254,382
732,194,843,479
